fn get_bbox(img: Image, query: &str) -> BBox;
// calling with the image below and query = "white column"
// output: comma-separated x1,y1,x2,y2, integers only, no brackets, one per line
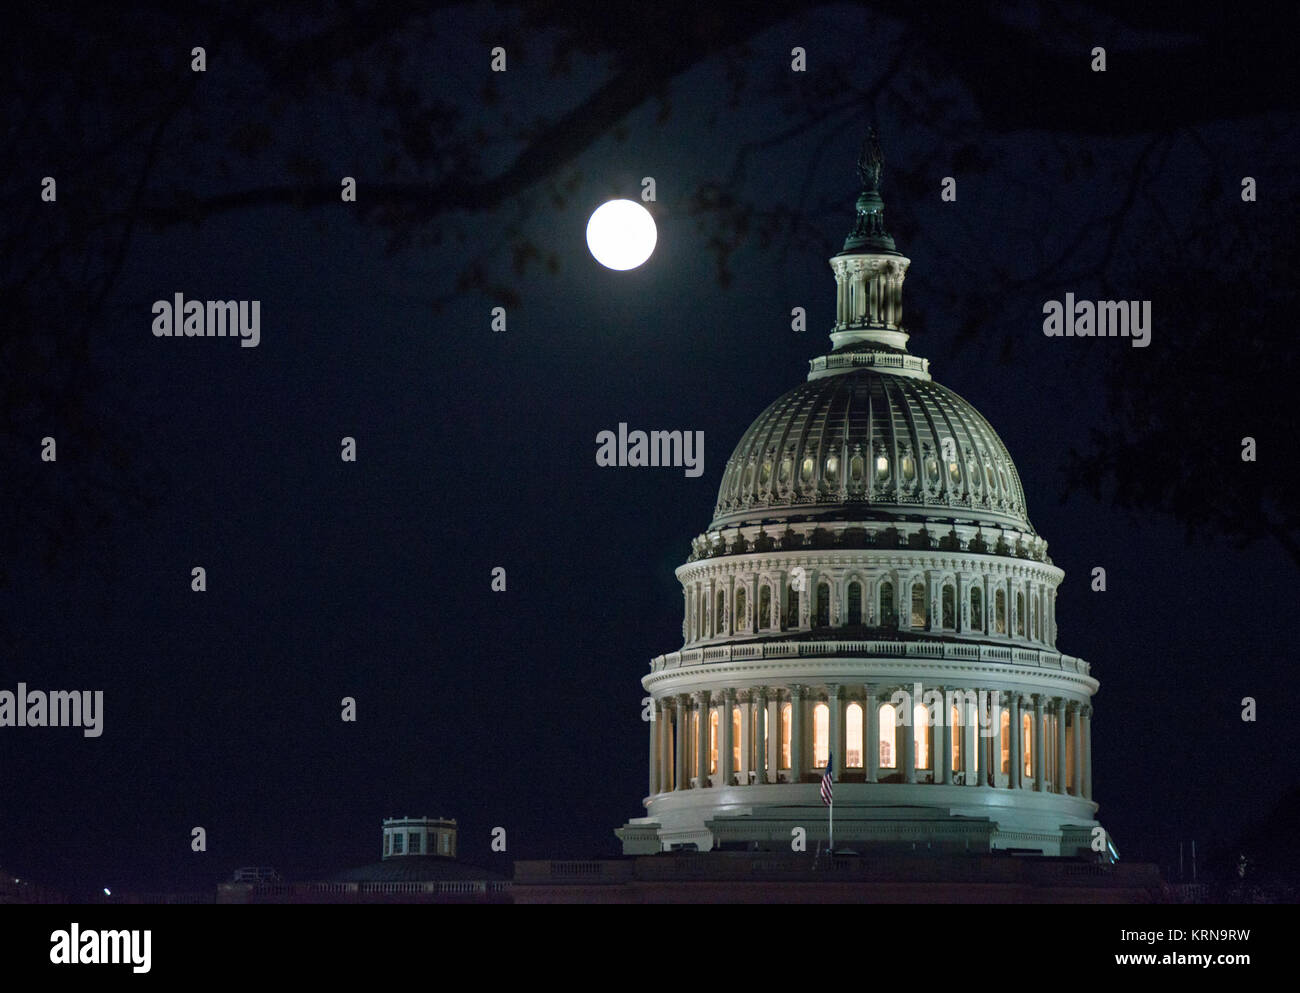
739,691,752,785
695,690,710,787
828,684,843,773
964,690,979,788
1033,695,1045,792
1055,698,1068,794
865,684,879,783
1010,694,1022,789
754,688,768,785
675,694,689,791
937,686,950,785
1082,704,1093,799
1071,702,1082,796
720,689,735,786
648,699,659,797
790,685,805,783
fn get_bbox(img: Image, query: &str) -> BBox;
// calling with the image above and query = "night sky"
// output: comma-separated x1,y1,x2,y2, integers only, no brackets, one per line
2,2,1297,898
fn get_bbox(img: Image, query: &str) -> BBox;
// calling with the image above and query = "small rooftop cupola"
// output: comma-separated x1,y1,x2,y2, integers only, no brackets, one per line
828,127,913,354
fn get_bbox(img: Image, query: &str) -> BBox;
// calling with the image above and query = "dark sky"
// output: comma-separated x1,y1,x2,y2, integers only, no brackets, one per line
2,2,1296,896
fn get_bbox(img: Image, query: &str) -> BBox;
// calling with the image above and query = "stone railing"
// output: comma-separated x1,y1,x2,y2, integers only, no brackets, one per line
650,641,1089,676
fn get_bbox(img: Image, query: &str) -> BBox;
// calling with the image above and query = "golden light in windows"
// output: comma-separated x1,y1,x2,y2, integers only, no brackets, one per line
901,453,916,482
878,703,896,768
780,703,792,770
759,459,772,486
709,709,718,775
824,454,839,483
875,454,889,479
813,702,829,768
846,702,863,768
732,707,741,771
1000,708,1011,774
779,455,792,484
914,703,931,769
1022,712,1033,776
800,456,814,483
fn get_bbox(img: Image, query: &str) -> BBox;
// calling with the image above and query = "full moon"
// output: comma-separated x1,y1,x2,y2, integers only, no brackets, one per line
586,199,657,270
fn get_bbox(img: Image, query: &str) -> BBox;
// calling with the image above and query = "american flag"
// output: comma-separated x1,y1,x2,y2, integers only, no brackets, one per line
820,753,834,806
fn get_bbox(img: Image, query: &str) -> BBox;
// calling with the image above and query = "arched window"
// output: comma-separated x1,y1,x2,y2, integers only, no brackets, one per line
846,703,863,768
875,453,890,481
824,455,839,485
911,582,926,628
735,587,747,629
759,459,772,488
941,584,955,629
914,703,931,770
847,581,863,625
815,582,830,626
1016,591,1025,636
1000,708,1011,775
779,456,792,485
878,704,896,768
879,581,895,626
901,454,916,483
813,702,829,768
970,586,983,632
709,709,719,775
800,456,814,484
849,454,865,486
759,585,772,628
715,590,726,635
732,707,741,774
787,588,800,629
780,703,792,770
995,589,1007,634
1022,712,1033,777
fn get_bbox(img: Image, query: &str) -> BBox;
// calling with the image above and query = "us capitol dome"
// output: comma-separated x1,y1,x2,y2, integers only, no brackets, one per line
616,130,1110,859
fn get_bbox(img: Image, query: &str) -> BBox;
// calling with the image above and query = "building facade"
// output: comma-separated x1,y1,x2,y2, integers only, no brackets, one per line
617,131,1110,859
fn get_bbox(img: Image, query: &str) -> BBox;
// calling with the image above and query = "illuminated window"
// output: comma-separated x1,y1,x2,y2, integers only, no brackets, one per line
393,833,405,855
914,703,931,770
875,454,890,480
948,457,961,484
780,703,792,770
1016,591,1025,636
911,583,926,628
732,707,741,771
759,585,772,628
941,584,955,629
925,456,939,484
813,702,829,768
709,709,719,775
879,581,895,626
847,581,862,625
1001,709,1011,774
815,582,830,626
1022,712,1033,777
735,587,747,629
825,455,839,484
850,454,865,485
995,589,1006,634
759,459,772,487
970,586,983,631
800,456,814,484
901,454,916,482
950,706,961,772
690,711,699,775
846,703,863,768
879,704,896,768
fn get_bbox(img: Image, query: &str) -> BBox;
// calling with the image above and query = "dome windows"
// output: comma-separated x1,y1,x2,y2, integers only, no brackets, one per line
925,456,939,484
778,455,792,485
901,454,916,483
985,464,996,489
825,455,840,484
948,458,961,485
800,456,815,484
849,454,865,485
875,454,890,481
742,461,756,491
759,459,772,487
